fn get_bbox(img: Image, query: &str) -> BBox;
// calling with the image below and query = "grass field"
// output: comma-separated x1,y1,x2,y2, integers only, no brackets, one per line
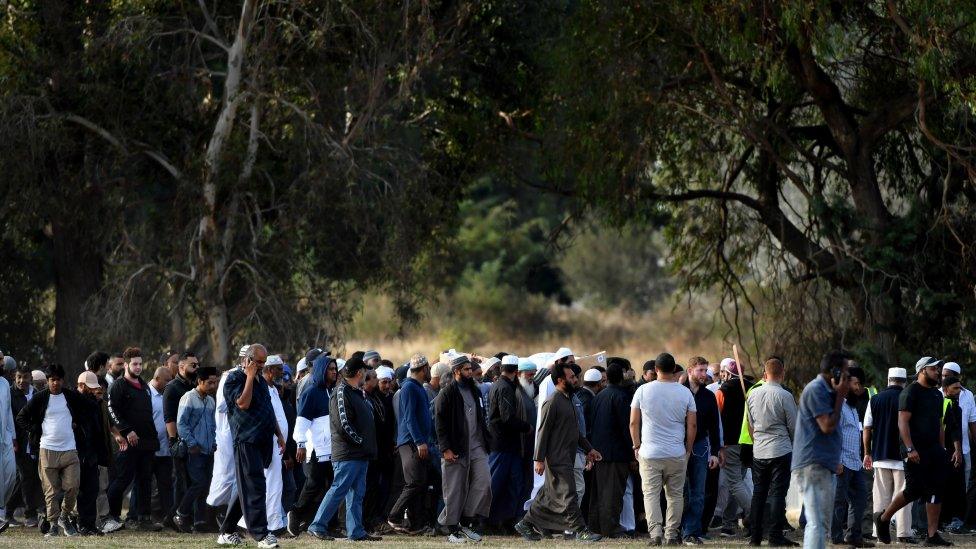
3,528,976,548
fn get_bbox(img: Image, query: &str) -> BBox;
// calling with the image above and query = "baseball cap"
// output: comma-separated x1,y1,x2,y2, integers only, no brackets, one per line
77,371,100,389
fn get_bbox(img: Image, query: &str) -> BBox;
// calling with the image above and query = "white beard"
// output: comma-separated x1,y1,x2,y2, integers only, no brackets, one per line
519,377,536,399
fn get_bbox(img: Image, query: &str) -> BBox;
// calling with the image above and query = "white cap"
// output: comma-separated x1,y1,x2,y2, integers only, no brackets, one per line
501,355,519,366
376,366,394,380
238,344,250,358
336,358,346,369
296,357,308,374
887,367,907,379
32,370,46,382
915,356,941,373
944,362,962,375
551,347,574,364
482,357,501,369
583,369,602,383
720,357,734,371
266,355,283,367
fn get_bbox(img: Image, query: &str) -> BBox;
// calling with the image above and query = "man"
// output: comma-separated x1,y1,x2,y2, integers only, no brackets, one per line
516,360,602,543
629,352,696,545
104,347,162,533
363,351,381,369
639,360,656,385
434,354,492,543
363,366,396,532
487,353,531,531
829,368,871,547
10,364,42,528
217,343,285,548
16,363,97,537
0,355,14,532
295,348,325,402
578,368,601,417
942,362,975,534
516,359,539,512
682,356,724,545
717,359,753,537
874,357,952,546
147,366,175,528
31,370,47,394
75,371,111,536
424,361,448,402
163,351,199,524
249,354,288,534
160,351,180,379
587,361,633,538
174,367,219,532
85,351,110,388
306,358,380,541
792,351,850,549
863,368,913,544
288,353,337,536
387,354,434,534
104,353,125,387
941,376,965,533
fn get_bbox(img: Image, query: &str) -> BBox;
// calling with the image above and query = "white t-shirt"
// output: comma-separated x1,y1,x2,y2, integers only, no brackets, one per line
631,380,696,459
40,393,76,451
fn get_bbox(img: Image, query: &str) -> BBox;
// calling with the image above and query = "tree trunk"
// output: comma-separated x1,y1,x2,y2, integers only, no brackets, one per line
51,219,103,375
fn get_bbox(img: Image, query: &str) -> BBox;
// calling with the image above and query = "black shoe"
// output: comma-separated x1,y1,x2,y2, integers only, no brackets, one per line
874,513,892,544
39,517,50,535
352,535,383,541
846,539,875,548
138,519,162,532
924,534,953,546
576,528,602,543
308,529,335,541
286,511,301,537
898,537,919,545
769,538,800,547
721,527,738,538
514,519,542,542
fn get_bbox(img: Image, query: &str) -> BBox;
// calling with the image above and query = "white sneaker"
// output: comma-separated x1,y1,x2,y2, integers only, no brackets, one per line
217,532,243,546
257,533,280,548
101,518,123,534
459,526,482,542
447,532,468,543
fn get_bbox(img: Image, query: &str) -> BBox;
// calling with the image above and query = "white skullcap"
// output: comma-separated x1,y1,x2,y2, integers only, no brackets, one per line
551,347,574,364
336,358,346,369
483,357,501,369
887,367,907,379
583,369,602,383
720,357,734,371
501,355,519,366
296,357,308,374
32,370,46,382
238,344,250,357
266,355,283,367
376,366,394,380
944,362,962,375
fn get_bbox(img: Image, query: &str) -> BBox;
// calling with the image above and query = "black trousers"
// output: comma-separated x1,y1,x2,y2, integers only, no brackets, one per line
749,453,791,543
108,448,154,519
363,457,393,529
9,451,44,518
291,455,334,526
388,444,429,528
77,460,100,529
701,461,720,531
220,442,270,540
171,455,188,517
588,461,630,536
149,456,174,518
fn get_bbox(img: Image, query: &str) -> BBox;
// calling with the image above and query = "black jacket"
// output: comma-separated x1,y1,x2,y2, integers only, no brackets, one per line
588,384,633,462
163,374,195,425
488,376,531,454
10,386,30,450
435,380,489,457
329,382,377,461
107,376,160,453
576,387,597,438
15,388,109,466
719,376,753,446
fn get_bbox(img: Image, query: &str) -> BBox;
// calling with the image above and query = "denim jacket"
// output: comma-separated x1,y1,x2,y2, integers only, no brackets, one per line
177,389,216,455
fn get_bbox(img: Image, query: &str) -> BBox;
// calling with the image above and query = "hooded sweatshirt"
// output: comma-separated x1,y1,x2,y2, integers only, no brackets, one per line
293,354,333,462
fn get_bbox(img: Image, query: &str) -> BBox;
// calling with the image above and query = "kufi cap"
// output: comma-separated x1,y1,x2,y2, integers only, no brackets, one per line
583,369,602,382
944,362,962,375
501,355,519,366
518,360,537,372
77,371,100,389
363,350,381,363
266,355,283,367
450,355,471,370
483,357,501,369
32,370,46,382
376,366,394,380
552,347,574,364
296,357,308,374
887,367,907,379
432,361,451,378
409,354,429,371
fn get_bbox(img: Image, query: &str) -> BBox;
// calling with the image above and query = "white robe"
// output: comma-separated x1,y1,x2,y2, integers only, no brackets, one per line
207,370,237,507
0,378,15,514
525,373,555,509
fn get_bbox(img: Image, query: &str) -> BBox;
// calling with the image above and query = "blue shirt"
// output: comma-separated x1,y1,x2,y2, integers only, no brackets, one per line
177,388,217,454
792,376,841,472
573,393,587,453
396,378,433,447
838,401,862,471
223,369,276,445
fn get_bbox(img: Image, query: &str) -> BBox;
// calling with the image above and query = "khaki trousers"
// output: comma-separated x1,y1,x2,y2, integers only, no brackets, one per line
873,467,912,538
639,455,687,540
39,448,81,523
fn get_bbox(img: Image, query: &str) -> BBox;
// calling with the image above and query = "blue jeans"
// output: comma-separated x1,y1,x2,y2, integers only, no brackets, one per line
177,452,214,526
831,467,866,543
681,439,709,537
309,459,368,540
797,464,836,549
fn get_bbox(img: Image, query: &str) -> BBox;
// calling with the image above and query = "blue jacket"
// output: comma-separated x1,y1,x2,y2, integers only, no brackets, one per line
396,377,433,447
298,354,332,420
177,388,217,454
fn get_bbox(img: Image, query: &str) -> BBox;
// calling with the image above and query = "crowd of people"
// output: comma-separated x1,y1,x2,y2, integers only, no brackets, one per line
0,344,970,548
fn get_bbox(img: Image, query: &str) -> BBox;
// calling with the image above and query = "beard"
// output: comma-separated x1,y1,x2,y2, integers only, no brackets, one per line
461,376,478,391
519,377,536,398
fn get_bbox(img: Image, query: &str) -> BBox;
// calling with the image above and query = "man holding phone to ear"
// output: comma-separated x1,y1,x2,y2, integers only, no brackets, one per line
791,350,851,549
874,357,952,547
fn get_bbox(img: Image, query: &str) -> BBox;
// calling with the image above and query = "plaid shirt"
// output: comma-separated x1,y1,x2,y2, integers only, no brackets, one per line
839,400,862,471
223,369,276,444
